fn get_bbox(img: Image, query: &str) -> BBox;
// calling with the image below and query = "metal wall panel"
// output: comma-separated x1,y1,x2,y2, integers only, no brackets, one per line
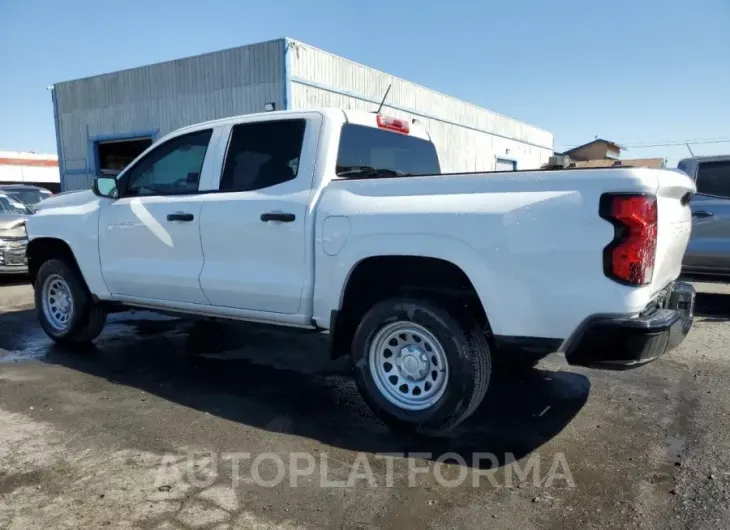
63,173,95,192
55,37,555,190
288,41,553,171
291,83,548,172
55,39,284,190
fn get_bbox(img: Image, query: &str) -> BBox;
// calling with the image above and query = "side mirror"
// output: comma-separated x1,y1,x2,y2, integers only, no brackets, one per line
92,176,119,199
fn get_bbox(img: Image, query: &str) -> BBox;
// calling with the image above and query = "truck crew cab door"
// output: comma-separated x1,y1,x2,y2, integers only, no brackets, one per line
684,159,730,275
98,128,218,304
198,114,322,314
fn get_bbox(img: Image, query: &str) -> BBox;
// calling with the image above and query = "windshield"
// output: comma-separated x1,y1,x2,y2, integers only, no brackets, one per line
8,189,47,206
336,124,441,177
0,195,33,215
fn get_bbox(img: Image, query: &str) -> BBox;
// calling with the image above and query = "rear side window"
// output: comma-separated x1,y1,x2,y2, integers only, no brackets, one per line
696,161,730,198
220,119,306,191
336,124,440,177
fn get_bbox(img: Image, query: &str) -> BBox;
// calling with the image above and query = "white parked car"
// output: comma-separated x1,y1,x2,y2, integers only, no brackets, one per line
0,184,53,212
25,109,696,433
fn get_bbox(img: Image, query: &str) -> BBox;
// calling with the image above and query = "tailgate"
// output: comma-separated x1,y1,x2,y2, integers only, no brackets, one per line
653,170,695,290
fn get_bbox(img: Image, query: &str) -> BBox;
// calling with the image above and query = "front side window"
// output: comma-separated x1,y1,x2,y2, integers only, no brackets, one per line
696,161,730,199
123,130,212,196
220,119,306,192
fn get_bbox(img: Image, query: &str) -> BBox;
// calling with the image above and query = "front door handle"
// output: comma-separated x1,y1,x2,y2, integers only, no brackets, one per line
261,212,296,223
692,211,714,218
167,212,194,222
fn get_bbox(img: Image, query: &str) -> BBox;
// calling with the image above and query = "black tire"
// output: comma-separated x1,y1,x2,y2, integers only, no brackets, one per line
352,297,491,435
34,259,107,345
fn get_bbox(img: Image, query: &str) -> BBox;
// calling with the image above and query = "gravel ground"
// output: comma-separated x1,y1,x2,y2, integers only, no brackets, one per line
1,277,729,529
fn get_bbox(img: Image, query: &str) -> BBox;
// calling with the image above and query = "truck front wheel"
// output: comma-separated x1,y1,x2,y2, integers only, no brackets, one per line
352,297,491,435
35,259,107,345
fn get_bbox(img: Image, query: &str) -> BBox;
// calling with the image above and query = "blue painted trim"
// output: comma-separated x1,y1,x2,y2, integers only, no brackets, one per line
50,87,66,190
87,129,158,176
290,76,552,150
89,130,159,143
87,128,96,178
282,38,291,110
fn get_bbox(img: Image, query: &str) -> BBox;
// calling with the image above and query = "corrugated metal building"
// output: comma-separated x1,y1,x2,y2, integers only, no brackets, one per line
52,38,554,191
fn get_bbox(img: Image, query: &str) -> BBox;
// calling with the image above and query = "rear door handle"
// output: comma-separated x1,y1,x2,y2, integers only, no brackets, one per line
167,212,194,222
692,211,714,218
261,212,296,223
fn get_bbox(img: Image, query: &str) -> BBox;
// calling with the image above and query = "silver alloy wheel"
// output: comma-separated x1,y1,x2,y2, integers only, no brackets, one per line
41,274,74,332
368,321,449,411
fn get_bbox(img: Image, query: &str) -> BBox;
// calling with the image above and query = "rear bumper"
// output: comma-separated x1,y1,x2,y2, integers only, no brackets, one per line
565,281,695,369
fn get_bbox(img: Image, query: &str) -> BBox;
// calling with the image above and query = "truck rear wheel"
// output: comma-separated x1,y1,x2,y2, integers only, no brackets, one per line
35,259,107,345
352,297,491,435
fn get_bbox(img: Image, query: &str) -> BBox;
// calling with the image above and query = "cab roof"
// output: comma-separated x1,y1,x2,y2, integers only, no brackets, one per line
171,108,431,142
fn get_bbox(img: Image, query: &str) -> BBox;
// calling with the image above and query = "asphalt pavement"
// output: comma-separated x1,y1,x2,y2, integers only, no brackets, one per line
1,278,730,529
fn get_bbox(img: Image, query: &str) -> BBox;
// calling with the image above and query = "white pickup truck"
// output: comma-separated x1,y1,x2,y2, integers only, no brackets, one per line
25,108,696,433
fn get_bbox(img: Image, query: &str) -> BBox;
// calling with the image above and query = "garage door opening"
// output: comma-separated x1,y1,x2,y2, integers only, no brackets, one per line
96,137,153,176
495,158,517,171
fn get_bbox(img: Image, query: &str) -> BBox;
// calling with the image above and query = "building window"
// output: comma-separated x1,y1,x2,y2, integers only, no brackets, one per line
495,158,517,171
96,137,153,176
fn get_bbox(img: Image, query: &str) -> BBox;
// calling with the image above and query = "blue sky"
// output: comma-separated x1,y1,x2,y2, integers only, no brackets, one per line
1,0,728,166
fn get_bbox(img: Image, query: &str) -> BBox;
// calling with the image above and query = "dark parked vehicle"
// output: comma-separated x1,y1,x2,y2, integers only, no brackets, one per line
0,184,53,211
677,156,730,277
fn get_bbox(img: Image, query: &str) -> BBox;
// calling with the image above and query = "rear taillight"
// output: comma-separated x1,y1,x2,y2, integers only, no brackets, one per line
376,115,410,135
599,193,658,286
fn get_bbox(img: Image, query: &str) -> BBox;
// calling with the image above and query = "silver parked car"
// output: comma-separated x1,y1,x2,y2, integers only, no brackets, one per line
0,184,53,212
0,192,32,275
679,155,730,277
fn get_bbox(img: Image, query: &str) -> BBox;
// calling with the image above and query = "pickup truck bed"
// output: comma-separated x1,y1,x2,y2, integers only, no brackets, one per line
25,108,696,434
316,166,693,340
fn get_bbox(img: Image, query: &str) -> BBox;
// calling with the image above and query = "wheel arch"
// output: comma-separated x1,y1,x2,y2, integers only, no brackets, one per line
26,237,89,293
329,253,493,359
